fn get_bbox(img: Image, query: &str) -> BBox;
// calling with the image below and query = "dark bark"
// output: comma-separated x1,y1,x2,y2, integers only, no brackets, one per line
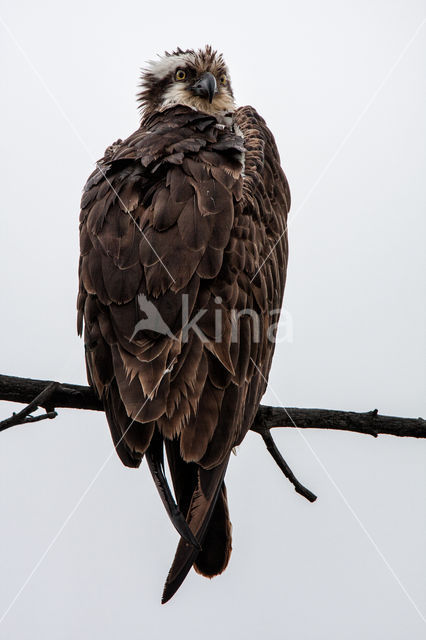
253,405,426,439
0,374,103,417
0,373,424,503
0,374,423,438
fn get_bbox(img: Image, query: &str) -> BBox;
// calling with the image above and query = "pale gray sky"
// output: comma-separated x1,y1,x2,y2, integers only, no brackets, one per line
0,1,425,638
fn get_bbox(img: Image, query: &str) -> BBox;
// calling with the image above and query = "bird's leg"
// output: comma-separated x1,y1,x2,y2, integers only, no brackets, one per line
146,434,202,550
253,426,317,503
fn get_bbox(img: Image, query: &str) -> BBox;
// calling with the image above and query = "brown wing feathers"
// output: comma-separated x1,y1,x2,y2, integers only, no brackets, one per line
78,104,289,601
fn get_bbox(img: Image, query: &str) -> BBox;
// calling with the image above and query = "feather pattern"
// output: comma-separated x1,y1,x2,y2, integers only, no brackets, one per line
78,98,290,600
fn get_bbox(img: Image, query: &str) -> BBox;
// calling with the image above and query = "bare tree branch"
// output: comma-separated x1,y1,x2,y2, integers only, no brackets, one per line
0,373,424,503
253,405,425,439
0,381,59,431
0,374,423,438
0,374,102,419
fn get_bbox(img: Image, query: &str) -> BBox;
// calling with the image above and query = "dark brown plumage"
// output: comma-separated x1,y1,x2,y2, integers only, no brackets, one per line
77,46,290,602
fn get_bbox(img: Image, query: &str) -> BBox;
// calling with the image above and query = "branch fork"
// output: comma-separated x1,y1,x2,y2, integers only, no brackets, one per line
0,381,59,432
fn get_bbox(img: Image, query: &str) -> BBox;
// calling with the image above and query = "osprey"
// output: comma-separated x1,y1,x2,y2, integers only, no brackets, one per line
77,46,290,602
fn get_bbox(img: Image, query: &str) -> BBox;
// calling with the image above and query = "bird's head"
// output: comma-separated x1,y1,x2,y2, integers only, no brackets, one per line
138,46,235,117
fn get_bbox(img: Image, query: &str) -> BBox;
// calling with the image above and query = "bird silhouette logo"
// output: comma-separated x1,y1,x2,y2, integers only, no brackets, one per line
130,294,177,342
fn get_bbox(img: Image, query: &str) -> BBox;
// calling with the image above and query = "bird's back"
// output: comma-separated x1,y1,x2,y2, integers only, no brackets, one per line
77,104,290,600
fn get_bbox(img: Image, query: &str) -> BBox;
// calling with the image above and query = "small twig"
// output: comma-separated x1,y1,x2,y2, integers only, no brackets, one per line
0,382,59,432
255,426,317,502
20,411,58,424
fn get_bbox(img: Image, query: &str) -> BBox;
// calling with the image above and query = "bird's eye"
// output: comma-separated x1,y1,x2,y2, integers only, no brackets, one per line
175,69,186,81
219,74,227,86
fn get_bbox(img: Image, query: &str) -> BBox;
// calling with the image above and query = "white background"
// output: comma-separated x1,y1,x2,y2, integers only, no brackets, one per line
0,1,425,638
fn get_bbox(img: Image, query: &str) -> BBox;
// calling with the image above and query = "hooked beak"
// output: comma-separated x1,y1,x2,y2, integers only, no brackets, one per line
191,72,218,103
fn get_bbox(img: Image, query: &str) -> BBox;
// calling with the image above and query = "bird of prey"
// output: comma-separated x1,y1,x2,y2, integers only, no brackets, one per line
77,45,290,603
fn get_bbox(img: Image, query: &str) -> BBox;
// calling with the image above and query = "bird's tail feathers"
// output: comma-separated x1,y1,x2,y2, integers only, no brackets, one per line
193,482,232,578
161,447,231,603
